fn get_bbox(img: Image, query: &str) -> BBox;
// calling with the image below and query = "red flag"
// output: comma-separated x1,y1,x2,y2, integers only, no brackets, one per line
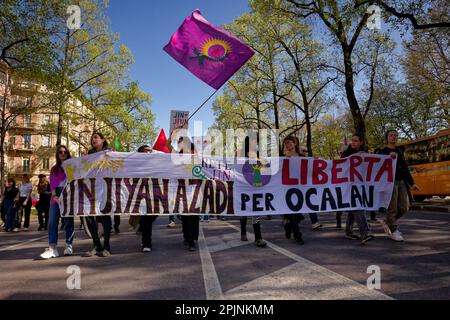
152,129,171,153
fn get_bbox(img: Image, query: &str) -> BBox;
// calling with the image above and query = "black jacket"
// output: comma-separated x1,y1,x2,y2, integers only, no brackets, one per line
375,146,415,187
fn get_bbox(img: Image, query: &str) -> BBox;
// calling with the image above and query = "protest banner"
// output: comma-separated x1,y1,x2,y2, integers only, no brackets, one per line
60,152,396,216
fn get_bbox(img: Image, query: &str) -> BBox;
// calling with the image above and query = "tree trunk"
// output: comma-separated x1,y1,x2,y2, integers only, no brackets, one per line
56,29,71,146
0,133,5,198
304,107,312,157
56,101,63,146
343,49,366,139
0,69,10,197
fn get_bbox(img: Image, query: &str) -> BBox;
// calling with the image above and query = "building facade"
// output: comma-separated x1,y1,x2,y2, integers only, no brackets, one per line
1,63,97,189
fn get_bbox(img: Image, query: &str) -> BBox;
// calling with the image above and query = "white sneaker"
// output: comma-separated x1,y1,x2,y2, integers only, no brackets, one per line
40,247,59,259
167,221,176,228
23,228,29,231
311,223,322,230
143,247,152,252
390,230,404,241
12,228,19,232
379,220,392,236
64,244,73,256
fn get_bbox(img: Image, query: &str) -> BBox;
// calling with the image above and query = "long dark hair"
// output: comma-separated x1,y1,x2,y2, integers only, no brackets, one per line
177,137,195,154
51,145,72,175
88,131,108,154
282,136,301,156
137,145,150,153
6,177,16,188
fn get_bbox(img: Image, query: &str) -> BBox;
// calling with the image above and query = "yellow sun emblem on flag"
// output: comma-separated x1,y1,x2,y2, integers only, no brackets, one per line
200,38,232,60
191,38,232,65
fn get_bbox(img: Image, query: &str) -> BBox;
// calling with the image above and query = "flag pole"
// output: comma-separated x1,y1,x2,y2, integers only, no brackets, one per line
186,89,220,122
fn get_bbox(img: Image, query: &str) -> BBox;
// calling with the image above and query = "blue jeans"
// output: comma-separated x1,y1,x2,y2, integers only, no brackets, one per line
4,199,16,230
48,203,74,246
169,215,175,223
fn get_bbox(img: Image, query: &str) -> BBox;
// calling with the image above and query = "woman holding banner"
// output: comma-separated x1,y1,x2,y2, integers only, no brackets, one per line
341,134,375,244
83,132,113,257
240,135,267,248
282,136,305,245
166,130,200,252
40,146,75,259
137,145,158,252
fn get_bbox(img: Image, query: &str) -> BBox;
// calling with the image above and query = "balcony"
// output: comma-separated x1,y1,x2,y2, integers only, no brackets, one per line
8,122,38,133
8,165,32,176
8,102,28,110
10,82,39,95
7,143,35,154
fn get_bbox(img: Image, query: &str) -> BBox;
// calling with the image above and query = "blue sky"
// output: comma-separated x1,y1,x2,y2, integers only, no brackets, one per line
106,0,250,137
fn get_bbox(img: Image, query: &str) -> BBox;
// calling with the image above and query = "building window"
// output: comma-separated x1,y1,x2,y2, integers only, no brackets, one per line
42,135,50,147
0,72,6,84
23,134,31,149
24,114,32,127
9,136,16,149
26,96,32,107
42,158,49,170
43,114,51,126
22,157,31,173
10,95,21,107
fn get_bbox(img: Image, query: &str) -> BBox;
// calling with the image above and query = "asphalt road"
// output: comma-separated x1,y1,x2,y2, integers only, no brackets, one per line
0,209,449,300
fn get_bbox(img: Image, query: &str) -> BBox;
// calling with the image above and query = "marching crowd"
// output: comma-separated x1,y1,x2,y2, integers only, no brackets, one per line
0,129,419,259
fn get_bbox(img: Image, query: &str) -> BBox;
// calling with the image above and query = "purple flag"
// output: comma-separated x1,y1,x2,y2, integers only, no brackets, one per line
164,9,255,90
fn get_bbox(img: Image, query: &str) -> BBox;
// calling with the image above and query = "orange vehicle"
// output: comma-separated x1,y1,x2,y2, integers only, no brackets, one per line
398,128,450,202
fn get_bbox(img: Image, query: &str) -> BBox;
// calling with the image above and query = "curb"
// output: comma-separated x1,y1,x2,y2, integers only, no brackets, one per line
410,205,450,213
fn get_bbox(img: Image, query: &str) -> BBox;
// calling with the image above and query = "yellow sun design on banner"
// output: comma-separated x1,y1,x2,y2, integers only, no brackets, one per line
199,38,232,61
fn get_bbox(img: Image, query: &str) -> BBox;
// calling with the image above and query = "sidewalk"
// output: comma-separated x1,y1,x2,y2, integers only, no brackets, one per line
410,198,450,213
410,204,450,213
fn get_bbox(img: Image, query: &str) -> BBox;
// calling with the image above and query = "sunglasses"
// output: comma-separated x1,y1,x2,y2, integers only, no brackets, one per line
58,150,68,154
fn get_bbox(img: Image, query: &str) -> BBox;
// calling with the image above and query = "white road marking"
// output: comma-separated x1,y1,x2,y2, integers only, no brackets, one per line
203,232,252,253
0,234,49,252
198,226,224,300
224,262,391,300
222,221,393,300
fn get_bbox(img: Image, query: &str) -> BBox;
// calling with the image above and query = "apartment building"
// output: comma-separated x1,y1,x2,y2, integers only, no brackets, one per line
1,63,97,187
